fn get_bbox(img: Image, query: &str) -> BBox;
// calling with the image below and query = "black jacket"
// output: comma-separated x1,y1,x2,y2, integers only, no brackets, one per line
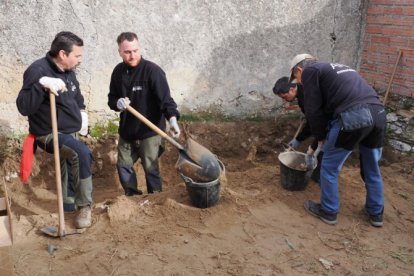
302,62,382,140
295,84,318,150
16,53,85,136
108,58,180,140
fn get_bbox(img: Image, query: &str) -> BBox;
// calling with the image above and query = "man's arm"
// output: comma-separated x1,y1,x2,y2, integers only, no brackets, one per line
302,67,329,141
16,66,47,116
108,68,122,111
150,68,180,120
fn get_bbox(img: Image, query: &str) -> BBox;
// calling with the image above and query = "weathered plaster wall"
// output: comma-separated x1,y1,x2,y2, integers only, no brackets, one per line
0,0,367,134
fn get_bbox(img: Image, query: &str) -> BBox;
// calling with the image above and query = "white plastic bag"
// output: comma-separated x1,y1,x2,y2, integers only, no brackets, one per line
79,111,88,136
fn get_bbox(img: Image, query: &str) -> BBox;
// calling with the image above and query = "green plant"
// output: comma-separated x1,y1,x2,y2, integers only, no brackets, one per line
385,106,396,113
180,113,204,122
89,119,119,138
89,124,106,138
402,98,413,110
106,120,119,134
180,112,269,123
0,134,9,164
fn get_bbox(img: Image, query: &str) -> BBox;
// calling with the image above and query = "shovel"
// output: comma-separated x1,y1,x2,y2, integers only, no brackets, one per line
40,92,66,238
282,118,305,152
41,226,85,237
125,105,221,182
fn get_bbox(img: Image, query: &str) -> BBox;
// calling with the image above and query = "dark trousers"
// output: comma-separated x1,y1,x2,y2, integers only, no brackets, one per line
36,133,93,208
117,136,164,194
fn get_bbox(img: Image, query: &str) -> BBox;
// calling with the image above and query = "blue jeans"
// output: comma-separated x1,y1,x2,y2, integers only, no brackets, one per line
36,133,93,207
320,119,384,216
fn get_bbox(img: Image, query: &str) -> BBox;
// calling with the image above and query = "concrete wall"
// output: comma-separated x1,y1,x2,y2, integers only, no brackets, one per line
0,0,367,135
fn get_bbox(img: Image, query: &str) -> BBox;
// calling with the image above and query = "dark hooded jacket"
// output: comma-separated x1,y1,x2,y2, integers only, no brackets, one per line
16,53,85,136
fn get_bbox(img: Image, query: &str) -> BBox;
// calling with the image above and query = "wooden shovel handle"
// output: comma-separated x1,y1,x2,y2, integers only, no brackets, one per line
49,93,65,237
383,49,402,106
125,105,184,150
294,118,305,140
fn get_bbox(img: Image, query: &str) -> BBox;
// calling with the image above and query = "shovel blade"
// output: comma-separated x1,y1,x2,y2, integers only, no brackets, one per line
41,226,85,237
176,138,221,182
41,226,60,237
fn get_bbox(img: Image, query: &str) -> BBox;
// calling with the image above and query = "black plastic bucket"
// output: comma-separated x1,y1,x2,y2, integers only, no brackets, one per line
180,160,224,208
278,151,316,191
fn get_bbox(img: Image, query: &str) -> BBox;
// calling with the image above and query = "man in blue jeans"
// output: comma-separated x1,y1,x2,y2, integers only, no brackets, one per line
16,32,93,229
288,54,386,227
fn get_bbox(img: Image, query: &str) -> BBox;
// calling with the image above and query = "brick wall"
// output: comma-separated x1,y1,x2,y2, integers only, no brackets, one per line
360,0,414,98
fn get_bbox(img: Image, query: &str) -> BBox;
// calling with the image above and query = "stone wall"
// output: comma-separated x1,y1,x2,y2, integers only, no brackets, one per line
387,111,414,153
0,0,367,135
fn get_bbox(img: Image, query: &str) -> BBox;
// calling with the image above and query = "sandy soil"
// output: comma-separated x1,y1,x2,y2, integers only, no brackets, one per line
0,120,413,275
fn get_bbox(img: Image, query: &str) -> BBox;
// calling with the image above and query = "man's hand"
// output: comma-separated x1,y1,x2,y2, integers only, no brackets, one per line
305,141,324,170
169,116,180,138
39,76,67,96
116,97,130,111
306,141,324,157
288,138,300,150
305,154,316,170
79,111,88,136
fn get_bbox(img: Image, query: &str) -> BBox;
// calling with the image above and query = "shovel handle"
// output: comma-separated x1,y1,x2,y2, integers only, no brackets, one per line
50,92,65,237
293,118,305,140
125,105,184,150
383,49,402,106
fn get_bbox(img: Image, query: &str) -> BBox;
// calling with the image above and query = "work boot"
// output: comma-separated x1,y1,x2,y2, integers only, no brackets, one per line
75,206,92,229
304,200,337,225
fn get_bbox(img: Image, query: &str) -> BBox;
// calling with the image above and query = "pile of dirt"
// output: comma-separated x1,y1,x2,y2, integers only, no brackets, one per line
0,120,413,275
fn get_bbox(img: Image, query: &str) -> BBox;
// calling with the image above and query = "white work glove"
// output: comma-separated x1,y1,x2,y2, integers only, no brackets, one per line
305,141,324,170
306,141,324,157
116,97,130,111
39,76,67,96
169,116,180,138
288,138,301,150
79,111,88,136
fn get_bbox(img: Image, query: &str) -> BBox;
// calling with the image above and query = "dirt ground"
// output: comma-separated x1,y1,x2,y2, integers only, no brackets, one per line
0,119,413,275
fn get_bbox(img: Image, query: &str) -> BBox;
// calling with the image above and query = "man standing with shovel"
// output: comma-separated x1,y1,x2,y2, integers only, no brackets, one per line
16,31,93,229
108,32,181,195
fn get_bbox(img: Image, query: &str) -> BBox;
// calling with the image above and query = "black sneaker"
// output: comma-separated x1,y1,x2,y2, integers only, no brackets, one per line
125,189,143,196
304,200,337,225
365,210,383,227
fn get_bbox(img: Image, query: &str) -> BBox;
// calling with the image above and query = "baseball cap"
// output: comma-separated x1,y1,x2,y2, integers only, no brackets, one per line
273,76,297,95
289,53,315,82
